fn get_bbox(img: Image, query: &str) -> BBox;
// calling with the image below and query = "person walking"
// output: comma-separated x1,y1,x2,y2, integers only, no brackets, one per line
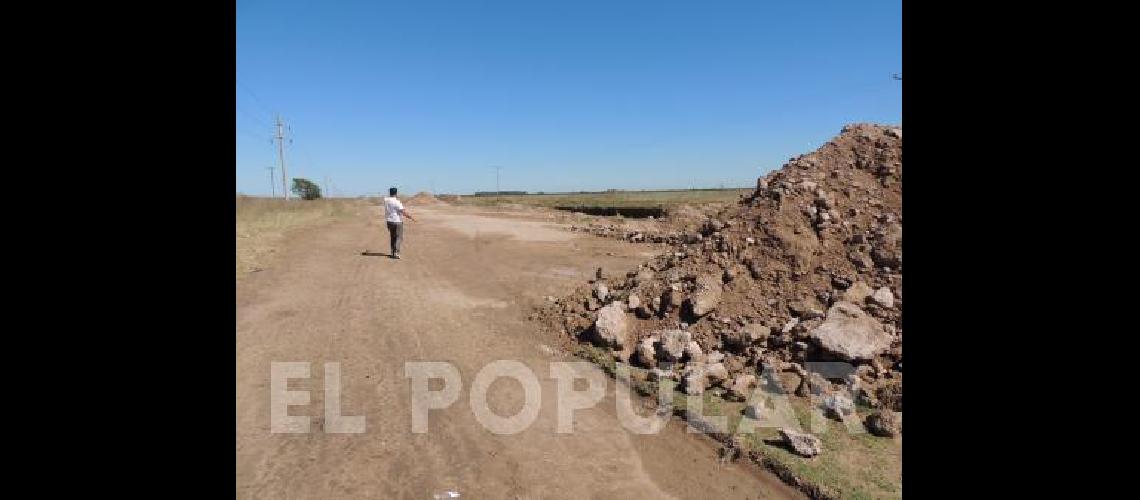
383,187,416,259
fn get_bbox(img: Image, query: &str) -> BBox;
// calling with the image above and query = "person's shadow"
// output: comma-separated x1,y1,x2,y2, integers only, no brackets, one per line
360,251,391,257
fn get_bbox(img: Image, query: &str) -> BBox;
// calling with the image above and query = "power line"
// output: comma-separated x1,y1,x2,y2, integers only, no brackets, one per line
236,126,269,142
236,103,272,129
236,78,276,118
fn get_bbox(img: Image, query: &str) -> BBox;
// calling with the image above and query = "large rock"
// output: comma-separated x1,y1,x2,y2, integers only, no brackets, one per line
658,330,691,361
842,282,874,304
627,294,641,311
808,302,892,361
594,283,610,301
822,393,855,420
593,303,629,349
866,410,900,437
684,341,705,363
705,362,729,384
665,288,685,311
779,429,823,458
728,374,757,401
743,324,771,343
685,276,722,317
744,402,765,419
805,372,832,396
636,337,658,368
870,287,895,308
683,365,708,395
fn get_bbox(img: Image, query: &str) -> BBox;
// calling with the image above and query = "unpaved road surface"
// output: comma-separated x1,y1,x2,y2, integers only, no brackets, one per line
236,203,804,500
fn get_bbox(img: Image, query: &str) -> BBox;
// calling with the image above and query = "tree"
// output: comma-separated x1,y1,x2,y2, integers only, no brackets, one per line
291,178,322,200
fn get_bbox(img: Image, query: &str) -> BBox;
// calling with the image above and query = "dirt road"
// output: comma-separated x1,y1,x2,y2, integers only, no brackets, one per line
236,203,804,499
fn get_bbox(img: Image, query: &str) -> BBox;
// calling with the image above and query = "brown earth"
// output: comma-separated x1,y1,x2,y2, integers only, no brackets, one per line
535,123,903,425
405,191,445,206
236,203,806,499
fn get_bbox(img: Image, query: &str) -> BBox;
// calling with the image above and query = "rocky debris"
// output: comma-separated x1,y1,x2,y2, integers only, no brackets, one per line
594,283,610,302
683,365,708,395
795,377,811,397
636,337,658,368
648,368,675,382
842,282,874,304
745,258,763,279
658,330,691,361
744,402,765,420
870,287,895,308
665,287,685,311
685,275,723,317
592,303,629,350
822,393,855,420
782,318,800,335
635,303,654,319
720,329,749,353
728,374,757,401
685,341,705,363
532,123,903,425
866,410,900,437
779,429,823,458
705,362,729,384
743,323,772,344
808,302,892,361
627,294,641,311
803,372,832,396
876,381,902,412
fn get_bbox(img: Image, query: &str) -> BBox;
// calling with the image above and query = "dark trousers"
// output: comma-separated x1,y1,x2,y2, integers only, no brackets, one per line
386,222,403,255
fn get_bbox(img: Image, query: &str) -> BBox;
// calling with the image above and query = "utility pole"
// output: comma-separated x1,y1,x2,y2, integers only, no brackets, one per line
492,166,502,194
324,176,330,199
267,166,276,198
275,115,289,200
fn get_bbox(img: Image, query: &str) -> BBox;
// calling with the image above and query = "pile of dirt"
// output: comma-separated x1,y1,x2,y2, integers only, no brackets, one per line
535,123,902,414
405,191,443,206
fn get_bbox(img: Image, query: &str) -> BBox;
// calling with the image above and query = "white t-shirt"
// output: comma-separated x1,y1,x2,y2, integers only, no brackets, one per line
384,196,405,223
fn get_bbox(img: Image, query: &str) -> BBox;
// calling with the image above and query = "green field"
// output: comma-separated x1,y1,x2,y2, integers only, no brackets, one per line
451,188,752,210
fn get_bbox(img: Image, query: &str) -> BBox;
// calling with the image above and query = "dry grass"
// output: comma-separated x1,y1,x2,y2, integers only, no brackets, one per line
573,344,901,499
453,189,752,210
236,196,358,278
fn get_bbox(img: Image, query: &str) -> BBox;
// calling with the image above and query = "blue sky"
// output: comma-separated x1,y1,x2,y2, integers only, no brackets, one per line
236,0,900,197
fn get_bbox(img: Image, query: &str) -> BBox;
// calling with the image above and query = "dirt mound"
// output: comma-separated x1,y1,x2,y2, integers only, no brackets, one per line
405,191,443,205
536,123,902,411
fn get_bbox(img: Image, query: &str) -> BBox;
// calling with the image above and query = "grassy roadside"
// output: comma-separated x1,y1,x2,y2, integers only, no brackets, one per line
574,343,901,500
236,196,359,279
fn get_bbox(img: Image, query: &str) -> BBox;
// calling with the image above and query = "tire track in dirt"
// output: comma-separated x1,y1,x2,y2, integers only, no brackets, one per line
236,204,804,499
